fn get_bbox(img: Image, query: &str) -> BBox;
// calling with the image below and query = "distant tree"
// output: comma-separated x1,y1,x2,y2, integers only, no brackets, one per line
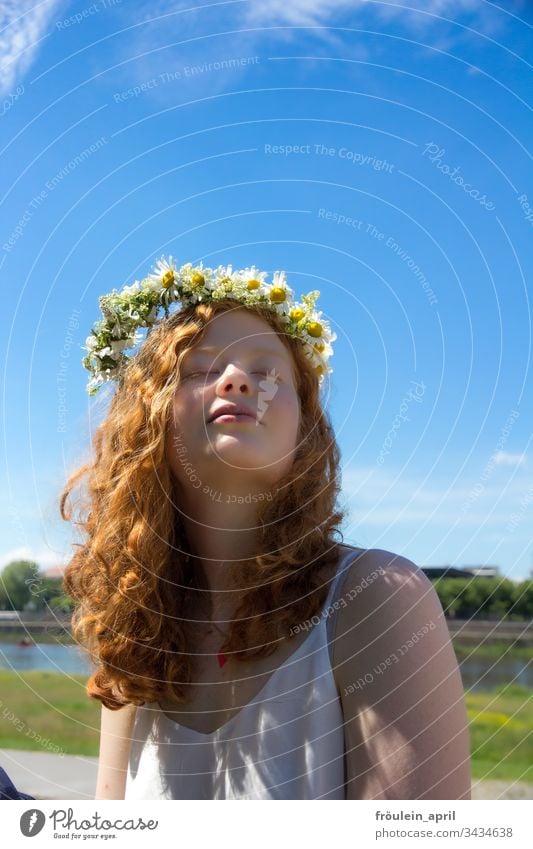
50,578,74,613
486,579,519,620
431,578,463,618
0,560,40,611
0,579,9,610
25,575,73,613
431,576,533,620
462,578,498,617
511,581,533,619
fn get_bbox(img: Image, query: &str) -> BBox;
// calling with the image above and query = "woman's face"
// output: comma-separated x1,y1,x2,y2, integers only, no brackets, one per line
165,309,301,497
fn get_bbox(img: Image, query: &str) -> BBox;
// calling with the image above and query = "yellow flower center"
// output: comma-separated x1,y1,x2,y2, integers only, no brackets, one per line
307,321,323,338
290,308,305,321
270,287,286,303
315,363,325,376
161,270,175,288
314,342,325,353
247,278,261,290
191,272,205,289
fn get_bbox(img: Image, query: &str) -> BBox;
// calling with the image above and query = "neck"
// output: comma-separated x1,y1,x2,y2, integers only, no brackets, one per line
176,477,275,607
183,521,260,597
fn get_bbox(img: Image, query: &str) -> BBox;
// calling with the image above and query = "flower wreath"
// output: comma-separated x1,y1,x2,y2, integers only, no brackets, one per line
82,256,337,396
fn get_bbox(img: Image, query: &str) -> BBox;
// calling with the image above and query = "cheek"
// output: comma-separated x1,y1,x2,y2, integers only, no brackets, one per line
171,394,186,423
167,401,182,437
273,387,300,437
165,394,193,457
170,386,201,424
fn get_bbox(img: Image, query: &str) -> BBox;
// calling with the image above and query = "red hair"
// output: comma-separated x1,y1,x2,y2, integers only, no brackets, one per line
60,298,347,710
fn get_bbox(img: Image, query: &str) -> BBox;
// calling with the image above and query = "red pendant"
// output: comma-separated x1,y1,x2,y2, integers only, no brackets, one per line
217,651,227,668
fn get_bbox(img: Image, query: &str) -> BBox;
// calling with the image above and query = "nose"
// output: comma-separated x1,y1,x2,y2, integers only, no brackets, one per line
217,363,251,394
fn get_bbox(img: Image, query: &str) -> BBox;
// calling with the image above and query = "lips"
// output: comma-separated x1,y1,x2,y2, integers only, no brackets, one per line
208,403,257,423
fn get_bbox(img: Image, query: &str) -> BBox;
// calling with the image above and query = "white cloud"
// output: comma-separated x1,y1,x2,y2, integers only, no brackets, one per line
0,545,64,572
243,0,353,27
125,0,513,48
242,0,502,33
102,0,519,103
0,0,63,95
493,450,527,466
1,0,521,97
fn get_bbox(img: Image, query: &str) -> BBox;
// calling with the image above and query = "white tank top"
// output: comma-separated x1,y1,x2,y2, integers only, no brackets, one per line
125,545,360,800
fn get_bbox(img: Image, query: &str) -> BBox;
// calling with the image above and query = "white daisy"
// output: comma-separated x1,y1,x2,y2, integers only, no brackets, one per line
84,335,98,351
121,282,142,298
110,339,131,354
145,255,178,289
239,265,270,296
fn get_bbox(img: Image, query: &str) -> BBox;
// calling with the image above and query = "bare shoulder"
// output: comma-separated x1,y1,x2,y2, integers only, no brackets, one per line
332,545,448,672
333,546,437,636
337,544,426,582
332,546,471,799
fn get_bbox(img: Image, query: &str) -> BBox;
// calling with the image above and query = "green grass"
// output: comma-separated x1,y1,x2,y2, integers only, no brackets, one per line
467,682,533,783
0,670,100,756
0,671,532,784
453,641,533,660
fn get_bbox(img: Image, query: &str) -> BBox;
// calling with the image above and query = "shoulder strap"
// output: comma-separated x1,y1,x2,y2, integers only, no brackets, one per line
325,546,366,665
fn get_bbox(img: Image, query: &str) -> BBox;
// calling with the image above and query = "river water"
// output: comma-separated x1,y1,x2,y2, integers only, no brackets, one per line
0,641,531,692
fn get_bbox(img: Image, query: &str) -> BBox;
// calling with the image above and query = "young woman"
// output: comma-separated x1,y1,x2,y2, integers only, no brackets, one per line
60,259,471,800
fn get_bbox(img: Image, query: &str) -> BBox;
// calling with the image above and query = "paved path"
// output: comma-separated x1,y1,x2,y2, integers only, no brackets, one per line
0,748,98,800
471,778,533,800
1,748,532,800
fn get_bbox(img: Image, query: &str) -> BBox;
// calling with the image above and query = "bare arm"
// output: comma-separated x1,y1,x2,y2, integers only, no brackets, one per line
334,549,471,800
94,702,138,800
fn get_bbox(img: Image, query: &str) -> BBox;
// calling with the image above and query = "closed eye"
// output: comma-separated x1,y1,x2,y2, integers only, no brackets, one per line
180,370,218,381
182,370,274,380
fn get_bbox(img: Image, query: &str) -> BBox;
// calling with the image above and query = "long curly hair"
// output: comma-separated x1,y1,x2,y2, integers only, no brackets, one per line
60,297,347,711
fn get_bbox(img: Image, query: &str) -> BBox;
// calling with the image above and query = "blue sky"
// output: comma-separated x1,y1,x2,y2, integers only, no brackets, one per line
1,0,532,580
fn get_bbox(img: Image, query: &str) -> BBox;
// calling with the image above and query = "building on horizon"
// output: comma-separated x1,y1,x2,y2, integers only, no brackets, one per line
421,564,501,579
